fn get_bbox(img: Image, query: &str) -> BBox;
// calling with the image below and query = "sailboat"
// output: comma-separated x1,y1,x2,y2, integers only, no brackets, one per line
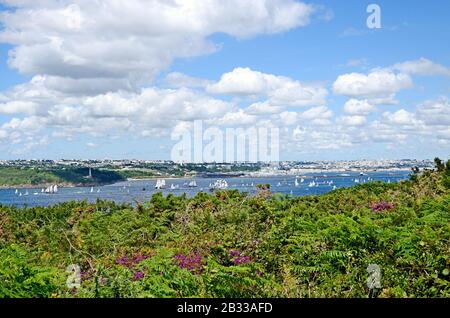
15,189,18,195
155,179,166,189
90,187,94,193
44,184,58,194
210,179,228,190
188,180,197,188
170,184,179,190
294,178,300,187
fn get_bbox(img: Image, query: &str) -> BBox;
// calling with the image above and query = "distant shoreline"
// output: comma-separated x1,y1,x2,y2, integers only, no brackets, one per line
0,168,414,190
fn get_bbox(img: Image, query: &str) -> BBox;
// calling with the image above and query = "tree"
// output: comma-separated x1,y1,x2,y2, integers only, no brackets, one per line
434,157,445,171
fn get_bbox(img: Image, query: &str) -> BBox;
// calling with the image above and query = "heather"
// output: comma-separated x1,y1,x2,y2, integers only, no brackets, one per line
0,161,449,298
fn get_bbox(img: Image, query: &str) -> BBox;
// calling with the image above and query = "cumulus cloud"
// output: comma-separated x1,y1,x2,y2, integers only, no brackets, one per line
337,115,367,126
416,97,450,126
162,72,212,89
343,99,377,115
0,0,315,94
392,58,450,76
332,70,413,103
246,101,284,115
0,86,234,146
299,106,332,120
207,67,328,107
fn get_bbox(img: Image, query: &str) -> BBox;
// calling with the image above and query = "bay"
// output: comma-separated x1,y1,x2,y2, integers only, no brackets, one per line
0,170,411,208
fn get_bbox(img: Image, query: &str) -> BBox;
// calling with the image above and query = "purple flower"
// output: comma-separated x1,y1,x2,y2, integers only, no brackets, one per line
116,252,149,268
232,255,251,265
369,201,395,213
132,253,148,264
228,249,251,265
133,271,145,281
229,250,241,257
174,252,204,274
116,256,131,267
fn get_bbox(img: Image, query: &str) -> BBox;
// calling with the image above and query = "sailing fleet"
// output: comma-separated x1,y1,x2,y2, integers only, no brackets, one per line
15,184,59,197
10,173,396,201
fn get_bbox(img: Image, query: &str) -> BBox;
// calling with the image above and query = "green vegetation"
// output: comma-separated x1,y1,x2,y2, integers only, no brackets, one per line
0,160,449,298
0,167,124,187
0,162,260,187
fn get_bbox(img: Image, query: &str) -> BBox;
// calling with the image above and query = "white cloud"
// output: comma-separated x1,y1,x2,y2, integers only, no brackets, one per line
392,58,450,76
343,99,377,115
246,101,284,115
299,106,333,120
162,72,212,89
381,109,420,127
337,115,367,126
333,70,413,102
0,0,315,95
278,111,299,126
416,97,450,126
215,109,257,126
207,67,328,107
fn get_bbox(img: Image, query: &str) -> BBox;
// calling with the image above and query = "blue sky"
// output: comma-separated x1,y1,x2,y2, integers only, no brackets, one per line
0,0,449,161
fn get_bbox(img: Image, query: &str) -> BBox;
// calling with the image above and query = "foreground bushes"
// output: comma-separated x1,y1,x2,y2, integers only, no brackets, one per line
0,168,449,298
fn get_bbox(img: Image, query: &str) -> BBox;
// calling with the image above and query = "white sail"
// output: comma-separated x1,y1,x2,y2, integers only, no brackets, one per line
210,179,228,190
90,187,94,193
155,179,166,189
54,185,58,193
294,178,299,187
15,189,18,194
188,180,197,187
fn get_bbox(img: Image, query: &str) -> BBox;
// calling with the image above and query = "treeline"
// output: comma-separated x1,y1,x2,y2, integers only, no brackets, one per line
0,160,449,298
0,166,125,187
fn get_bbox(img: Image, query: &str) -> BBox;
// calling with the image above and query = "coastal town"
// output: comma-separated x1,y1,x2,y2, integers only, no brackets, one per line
0,158,435,177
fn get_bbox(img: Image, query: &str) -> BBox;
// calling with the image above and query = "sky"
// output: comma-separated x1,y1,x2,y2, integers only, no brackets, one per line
0,0,449,161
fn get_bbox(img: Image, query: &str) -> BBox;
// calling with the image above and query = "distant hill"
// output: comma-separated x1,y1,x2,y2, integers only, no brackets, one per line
0,167,125,188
